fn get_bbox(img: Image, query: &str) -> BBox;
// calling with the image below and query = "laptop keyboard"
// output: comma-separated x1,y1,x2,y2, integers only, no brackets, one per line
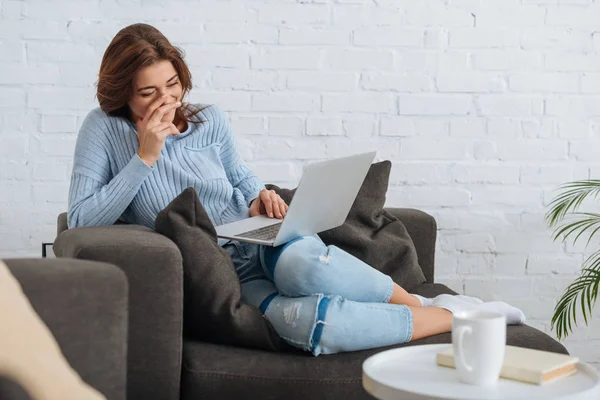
237,223,282,241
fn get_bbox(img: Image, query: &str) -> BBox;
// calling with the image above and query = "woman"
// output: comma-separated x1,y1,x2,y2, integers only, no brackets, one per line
68,23,525,356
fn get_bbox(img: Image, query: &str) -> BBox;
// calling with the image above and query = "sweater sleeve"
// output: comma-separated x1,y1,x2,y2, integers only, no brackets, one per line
210,105,265,207
67,111,153,229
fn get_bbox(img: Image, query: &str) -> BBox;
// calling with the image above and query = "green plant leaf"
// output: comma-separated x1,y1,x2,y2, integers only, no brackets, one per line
551,251,600,340
546,180,600,228
552,213,600,245
546,180,600,340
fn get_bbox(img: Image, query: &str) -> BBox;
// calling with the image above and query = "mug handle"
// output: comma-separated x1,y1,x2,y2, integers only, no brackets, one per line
455,325,473,372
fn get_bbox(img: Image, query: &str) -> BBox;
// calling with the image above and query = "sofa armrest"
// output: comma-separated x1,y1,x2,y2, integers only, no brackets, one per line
4,258,128,400
385,208,437,284
53,225,183,400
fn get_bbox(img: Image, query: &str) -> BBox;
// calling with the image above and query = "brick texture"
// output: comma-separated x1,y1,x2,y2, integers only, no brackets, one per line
1,0,599,365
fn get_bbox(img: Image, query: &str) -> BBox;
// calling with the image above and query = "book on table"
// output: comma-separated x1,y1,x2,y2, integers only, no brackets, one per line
436,345,579,385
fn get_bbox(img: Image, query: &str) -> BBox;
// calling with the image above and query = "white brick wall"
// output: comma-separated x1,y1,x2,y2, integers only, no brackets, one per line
1,0,600,367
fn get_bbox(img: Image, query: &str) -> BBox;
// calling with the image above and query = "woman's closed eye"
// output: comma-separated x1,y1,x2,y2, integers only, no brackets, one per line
140,82,179,97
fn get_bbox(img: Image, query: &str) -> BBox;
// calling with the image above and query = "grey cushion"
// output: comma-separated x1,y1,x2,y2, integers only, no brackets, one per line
267,160,426,292
181,282,568,400
387,208,437,284
154,187,289,351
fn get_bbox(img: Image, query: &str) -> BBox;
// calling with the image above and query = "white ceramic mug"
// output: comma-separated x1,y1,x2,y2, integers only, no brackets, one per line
452,310,506,385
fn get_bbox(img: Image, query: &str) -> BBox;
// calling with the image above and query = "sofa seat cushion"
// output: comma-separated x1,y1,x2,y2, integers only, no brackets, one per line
181,283,568,400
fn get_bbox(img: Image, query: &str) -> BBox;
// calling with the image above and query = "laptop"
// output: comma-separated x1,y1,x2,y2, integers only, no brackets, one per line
215,151,377,247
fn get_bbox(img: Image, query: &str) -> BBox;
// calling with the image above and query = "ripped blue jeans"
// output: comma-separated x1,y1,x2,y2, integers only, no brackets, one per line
222,234,413,356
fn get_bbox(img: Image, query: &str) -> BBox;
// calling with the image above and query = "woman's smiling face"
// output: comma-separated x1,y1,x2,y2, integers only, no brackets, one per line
128,59,183,124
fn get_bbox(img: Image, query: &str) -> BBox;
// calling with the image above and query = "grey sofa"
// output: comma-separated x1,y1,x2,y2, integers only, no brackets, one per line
2,258,128,400
49,208,567,400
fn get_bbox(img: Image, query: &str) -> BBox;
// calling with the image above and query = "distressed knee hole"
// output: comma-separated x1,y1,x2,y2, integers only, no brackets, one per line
282,302,303,327
318,246,333,265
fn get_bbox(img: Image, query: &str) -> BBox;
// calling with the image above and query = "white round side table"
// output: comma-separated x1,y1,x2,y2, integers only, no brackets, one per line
362,344,600,400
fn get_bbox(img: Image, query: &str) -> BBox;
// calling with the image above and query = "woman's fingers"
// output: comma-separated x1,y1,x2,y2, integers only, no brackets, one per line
270,191,283,218
149,102,181,128
156,122,180,138
261,192,274,218
278,199,287,218
151,122,171,132
270,192,288,219
141,95,170,125
256,189,287,219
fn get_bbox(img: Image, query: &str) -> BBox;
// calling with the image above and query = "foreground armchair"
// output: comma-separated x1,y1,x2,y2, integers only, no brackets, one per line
1,258,128,400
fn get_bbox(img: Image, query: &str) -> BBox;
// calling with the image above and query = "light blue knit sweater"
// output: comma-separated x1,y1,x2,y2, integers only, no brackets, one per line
67,103,265,243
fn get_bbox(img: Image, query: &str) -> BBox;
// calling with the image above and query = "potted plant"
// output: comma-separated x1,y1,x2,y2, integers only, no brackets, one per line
546,180,600,340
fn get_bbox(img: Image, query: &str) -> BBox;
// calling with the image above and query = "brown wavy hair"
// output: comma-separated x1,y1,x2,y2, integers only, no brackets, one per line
95,23,206,124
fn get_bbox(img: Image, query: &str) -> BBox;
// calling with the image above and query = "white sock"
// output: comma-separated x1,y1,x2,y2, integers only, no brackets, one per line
408,293,483,308
411,294,433,307
454,294,484,305
478,301,526,325
431,294,475,314
431,294,526,325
